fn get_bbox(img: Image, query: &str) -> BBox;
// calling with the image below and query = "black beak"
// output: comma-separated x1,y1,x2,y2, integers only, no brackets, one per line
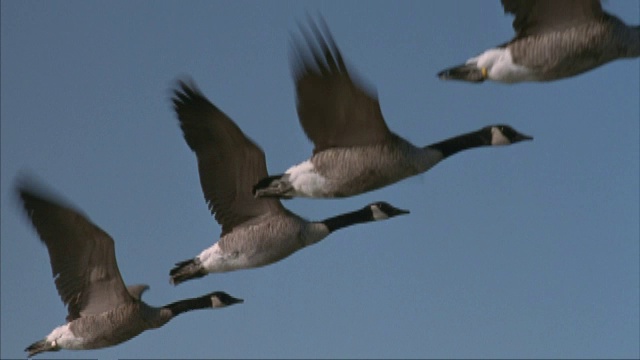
393,208,410,216
514,133,533,142
230,297,244,305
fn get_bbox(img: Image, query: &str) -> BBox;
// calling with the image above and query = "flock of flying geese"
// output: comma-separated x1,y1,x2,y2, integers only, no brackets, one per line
17,0,639,357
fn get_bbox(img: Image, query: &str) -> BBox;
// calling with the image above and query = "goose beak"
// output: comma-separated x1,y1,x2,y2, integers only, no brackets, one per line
517,134,533,141
229,297,244,305
514,133,533,142
392,208,410,216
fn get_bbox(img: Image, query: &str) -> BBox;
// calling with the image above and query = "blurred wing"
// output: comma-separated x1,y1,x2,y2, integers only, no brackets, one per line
19,185,132,322
502,0,603,38
172,80,284,236
292,17,392,154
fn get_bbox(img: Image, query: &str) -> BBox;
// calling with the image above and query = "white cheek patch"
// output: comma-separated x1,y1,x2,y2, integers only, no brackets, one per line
285,160,329,197
211,296,223,308
491,127,511,146
370,206,389,220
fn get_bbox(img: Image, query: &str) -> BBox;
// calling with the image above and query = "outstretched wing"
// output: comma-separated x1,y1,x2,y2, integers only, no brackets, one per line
502,0,603,39
18,183,133,322
292,17,392,154
172,80,284,236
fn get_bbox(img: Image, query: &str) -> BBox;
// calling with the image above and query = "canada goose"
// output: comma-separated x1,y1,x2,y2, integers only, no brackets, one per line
168,80,409,285
437,0,640,83
17,182,243,357
251,19,533,200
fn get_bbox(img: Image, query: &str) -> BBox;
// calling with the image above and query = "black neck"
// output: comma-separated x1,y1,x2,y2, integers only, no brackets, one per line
322,208,372,233
426,129,490,158
164,296,210,316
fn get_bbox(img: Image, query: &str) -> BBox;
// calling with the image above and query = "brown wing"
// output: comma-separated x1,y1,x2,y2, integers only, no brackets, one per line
292,17,392,154
18,184,133,322
502,0,604,38
172,80,284,236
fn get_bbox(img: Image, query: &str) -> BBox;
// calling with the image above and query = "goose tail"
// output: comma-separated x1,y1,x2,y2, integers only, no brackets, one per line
170,258,206,286
25,339,55,358
438,63,486,83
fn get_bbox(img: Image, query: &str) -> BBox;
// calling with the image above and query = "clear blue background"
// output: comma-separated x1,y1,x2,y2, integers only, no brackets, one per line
2,1,638,358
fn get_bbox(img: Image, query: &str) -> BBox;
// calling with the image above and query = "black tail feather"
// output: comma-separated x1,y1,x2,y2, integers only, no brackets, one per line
170,259,206,286
26,339,56,358
438,64,486,83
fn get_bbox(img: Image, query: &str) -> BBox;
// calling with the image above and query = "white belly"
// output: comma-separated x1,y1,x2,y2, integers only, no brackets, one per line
284,159,331,198
470,47,539,83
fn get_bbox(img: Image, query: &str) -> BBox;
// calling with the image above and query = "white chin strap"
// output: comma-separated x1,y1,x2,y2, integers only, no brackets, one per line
371,206,389,220
490,127,510,146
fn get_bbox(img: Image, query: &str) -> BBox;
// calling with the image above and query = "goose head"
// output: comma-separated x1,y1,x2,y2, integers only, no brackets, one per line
367,202,410,220
485,125,533,146
209,291,244,308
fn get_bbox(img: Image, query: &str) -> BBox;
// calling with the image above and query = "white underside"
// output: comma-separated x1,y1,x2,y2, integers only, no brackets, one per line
468,47,538,83
198,242,247,273
284,160,330,198
46,323,85,350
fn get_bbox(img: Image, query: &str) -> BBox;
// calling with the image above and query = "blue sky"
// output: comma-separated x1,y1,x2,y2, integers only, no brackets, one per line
1,1,638,358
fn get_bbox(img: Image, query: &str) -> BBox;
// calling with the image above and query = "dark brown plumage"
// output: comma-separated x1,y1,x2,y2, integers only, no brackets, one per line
292,18,391,154
172,81,284,236
20,187,131,322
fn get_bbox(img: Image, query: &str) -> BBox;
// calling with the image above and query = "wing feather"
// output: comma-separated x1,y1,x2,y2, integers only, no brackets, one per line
502,0,604,38
293,17,392,154
18,184,132,322
171,80,283,236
